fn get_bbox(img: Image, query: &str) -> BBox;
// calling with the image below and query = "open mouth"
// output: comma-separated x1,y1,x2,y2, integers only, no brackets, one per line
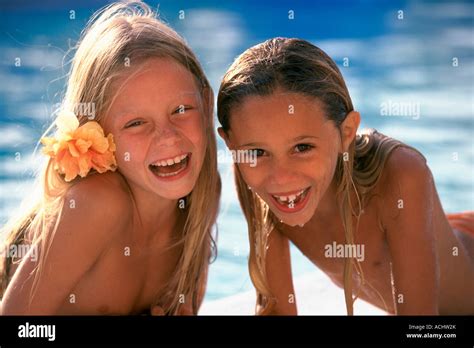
148,153,191,180
270,186,311,213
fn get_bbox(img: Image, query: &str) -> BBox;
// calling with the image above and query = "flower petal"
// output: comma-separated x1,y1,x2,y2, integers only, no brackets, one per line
75,122,109,153
75,138,92,154
42,118,116,182
67,142,81,158
77,154,92,177
59,151,80,182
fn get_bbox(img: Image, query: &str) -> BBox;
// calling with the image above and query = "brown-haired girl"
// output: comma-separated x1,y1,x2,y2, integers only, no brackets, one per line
217,37,473,315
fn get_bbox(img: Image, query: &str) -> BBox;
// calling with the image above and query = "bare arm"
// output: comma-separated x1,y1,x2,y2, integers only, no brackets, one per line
383,147,439,315
263,227,297,315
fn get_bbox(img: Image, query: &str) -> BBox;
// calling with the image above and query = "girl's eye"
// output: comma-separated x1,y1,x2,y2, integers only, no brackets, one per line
251,149,266,157
294,144,314,153
124,120,144,129
173,105,194,115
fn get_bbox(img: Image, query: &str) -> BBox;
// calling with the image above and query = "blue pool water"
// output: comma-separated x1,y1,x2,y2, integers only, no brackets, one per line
0,0,473,302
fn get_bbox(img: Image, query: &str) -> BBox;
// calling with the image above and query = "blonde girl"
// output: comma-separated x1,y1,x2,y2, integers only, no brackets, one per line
217,37,474,315
0,1,220,315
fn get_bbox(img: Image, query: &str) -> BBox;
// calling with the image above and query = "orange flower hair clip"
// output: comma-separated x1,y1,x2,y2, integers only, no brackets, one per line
41,110,117,182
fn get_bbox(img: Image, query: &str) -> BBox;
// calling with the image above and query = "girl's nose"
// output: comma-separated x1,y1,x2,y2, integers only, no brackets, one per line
267,159,299,186
153,124,180,147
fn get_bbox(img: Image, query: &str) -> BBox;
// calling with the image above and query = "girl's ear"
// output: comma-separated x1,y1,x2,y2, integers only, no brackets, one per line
340,111,360,152
217,127,234,150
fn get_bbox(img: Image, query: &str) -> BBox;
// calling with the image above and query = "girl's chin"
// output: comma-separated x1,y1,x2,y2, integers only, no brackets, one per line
267,202,315,227
275,213,312,227
154,181,195,200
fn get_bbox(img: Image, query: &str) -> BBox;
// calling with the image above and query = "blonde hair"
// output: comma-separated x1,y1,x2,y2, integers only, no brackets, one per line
0,1,221,315
217,38,424,315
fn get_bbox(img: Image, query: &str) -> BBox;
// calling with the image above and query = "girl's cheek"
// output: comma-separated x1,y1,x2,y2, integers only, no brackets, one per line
315,157,338,189
177,116,206,152
188,115,205,141
240,165,266,190
115,136,147,167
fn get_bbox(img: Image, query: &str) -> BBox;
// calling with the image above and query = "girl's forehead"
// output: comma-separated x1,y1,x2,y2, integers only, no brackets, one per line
105,59,201,109
242,91,324,112
232,92,327,127
228,99,334,144
111,57,199,92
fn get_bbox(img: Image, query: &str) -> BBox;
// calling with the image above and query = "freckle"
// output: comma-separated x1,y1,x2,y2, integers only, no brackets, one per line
373,261,382,267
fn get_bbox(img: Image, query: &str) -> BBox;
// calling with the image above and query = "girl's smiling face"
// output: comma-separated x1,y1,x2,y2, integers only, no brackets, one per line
104,57,206,201
220,91,347,227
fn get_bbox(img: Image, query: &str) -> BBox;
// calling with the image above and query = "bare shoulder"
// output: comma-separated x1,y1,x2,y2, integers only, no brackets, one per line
379,145,434,221
379,146,432,194
384,146,430,179
1,172,134,314
62,171,133,243
67,171,131,205
67,171,132,215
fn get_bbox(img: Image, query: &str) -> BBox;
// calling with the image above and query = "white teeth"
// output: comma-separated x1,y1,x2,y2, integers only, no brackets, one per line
272,189,306,203
149,153,189,178
152,154,188,167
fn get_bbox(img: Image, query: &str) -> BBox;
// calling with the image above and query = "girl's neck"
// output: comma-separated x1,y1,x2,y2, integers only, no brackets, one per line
314,175,341,222
314,174,362,227
127,182,180,243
